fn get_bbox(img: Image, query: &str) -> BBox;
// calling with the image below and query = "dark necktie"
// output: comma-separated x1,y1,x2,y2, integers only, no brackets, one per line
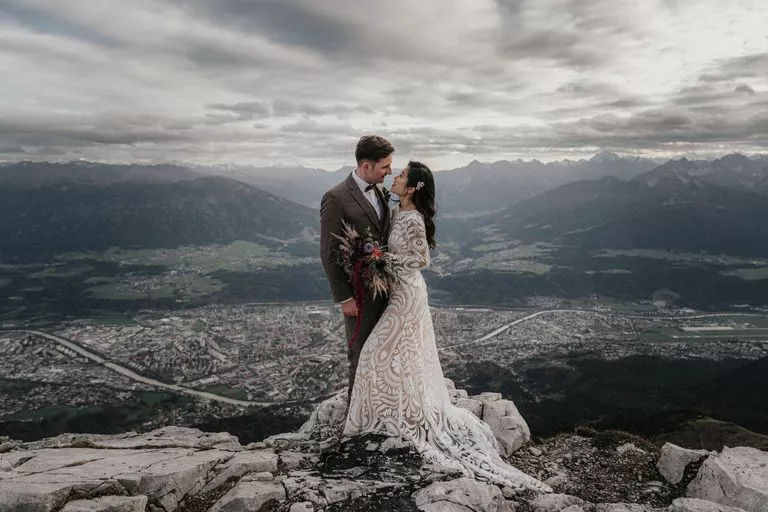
365,184,384,220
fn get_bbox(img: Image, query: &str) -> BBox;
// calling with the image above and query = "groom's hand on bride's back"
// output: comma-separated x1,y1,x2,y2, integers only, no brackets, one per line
340,300,358,317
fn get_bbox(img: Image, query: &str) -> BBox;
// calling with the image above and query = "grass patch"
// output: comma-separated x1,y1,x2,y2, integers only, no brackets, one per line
58,240,311,273
4,404,94,421
597,249,768,266
722,267,768,281
87,274,225,300
30,264,95,279
201,385,248,401
89,316,140,326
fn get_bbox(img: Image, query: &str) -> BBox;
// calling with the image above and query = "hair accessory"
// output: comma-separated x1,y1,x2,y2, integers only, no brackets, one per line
415,181,425,190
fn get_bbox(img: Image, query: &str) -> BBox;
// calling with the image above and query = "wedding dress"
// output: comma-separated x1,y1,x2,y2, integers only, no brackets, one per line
343,207,550,493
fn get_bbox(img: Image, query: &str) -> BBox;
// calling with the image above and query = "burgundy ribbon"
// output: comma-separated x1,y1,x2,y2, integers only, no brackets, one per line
348,259,365,349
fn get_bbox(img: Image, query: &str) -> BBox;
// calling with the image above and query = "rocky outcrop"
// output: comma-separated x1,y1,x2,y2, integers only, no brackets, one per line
0,431,243,512
412,477,506,511
657,443,710,485
62,496,148,512
669,498,749,512
686,446,768,512
1,382,767,512
447,381,532,457
287,380,532,458
209,479,286,512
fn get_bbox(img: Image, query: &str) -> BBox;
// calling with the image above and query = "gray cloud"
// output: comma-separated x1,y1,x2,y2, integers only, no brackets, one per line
735,84,756,95
0,0,766,168
699,53,768,83
207,102,272,121
0,1,120,47
173,0,360,54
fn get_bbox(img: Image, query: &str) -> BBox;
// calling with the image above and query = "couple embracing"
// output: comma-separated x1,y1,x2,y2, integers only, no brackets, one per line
320,135,549,492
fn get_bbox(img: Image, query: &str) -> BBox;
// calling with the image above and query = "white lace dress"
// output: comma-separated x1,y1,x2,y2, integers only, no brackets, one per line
343,207,550,492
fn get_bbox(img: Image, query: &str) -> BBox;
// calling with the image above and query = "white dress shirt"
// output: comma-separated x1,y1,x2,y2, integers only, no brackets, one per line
352,170,383,220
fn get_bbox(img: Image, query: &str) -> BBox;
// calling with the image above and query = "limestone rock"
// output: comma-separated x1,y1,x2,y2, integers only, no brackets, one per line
0,440,22,455
501,500,519,512
544,472,570,492
669,497,749,512
593,504,655,512
687,446,768,512
477,396,531,456
0,446,233,512
209,480,286,512
616,443,647,455
200,449,278,493
413,477,505,512
279,451,319,471
475,392,503,402
657,443,709,485
22,427,242,452
296,390,347,442
0,482,72,512
245,472,274,482
0,452,34,472
263,433,313,451
282,472,400,507
61,495,148,512
455,398,483,418
530,493,587,512
289,502,314,512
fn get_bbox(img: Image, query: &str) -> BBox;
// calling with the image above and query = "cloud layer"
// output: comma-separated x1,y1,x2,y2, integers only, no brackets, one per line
1,0,766,168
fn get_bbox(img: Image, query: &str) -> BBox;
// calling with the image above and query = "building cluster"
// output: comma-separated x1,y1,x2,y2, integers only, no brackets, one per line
2,303,767,423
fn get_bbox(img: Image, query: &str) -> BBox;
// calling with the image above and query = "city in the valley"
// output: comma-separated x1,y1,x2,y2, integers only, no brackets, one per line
2,301,767,438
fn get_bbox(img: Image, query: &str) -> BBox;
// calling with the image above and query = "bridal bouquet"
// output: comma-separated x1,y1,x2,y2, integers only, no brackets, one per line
333,221,400,301
334,221,401,348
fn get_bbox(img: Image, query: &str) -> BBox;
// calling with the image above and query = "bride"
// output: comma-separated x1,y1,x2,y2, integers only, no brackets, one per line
343,161,550,493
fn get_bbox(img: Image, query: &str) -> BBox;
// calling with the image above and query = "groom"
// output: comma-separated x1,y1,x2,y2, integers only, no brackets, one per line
320,135,394,399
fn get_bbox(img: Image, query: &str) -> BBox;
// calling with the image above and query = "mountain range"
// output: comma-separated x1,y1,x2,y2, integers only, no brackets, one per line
2,152,768,306
197,152,661,213
0,169,318,262
465,158,768,256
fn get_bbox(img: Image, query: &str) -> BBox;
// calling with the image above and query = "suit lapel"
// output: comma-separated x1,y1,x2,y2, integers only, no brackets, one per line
346,174,382,234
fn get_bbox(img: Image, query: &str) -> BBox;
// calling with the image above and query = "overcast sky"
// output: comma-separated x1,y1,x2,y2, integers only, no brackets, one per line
1,0,766,169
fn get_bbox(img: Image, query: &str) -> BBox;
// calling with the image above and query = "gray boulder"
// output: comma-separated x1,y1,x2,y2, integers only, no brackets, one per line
61,496,148,512
200,450,278,493
468,394,531,456
593,505,656,511
413,477,506,512
669,497,749,512
530,493,587,512
0,445,233,512
297,390,347,442
22,427,242,452
454,398,483,418
657,443,709,485
687,446,768,512
209,479,286,512
0,482,72,512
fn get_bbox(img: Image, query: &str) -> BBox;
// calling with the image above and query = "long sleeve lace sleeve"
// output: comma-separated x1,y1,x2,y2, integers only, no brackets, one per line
391,213,430,271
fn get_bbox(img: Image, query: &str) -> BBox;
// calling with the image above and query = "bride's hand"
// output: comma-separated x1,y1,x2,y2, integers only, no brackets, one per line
341,300,358,317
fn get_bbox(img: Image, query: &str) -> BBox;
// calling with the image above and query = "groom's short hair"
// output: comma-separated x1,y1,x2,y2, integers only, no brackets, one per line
355,135,394,164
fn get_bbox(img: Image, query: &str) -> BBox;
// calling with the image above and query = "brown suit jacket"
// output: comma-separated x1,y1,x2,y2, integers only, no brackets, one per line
320,173,391,303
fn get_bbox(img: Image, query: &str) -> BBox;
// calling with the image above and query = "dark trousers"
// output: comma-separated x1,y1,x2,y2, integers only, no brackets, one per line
345,292,389,400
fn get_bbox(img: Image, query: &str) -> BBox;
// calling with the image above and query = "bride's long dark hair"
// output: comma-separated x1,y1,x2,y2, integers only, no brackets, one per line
405,160,437,248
